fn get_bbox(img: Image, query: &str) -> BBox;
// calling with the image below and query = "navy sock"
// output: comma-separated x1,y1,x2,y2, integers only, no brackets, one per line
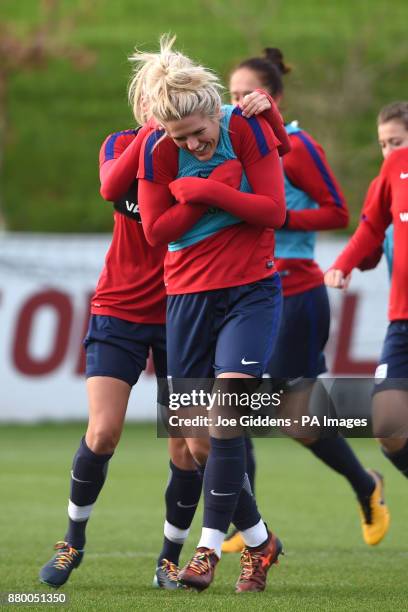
165,461,202,528
232,473,261,532
382,440,408,478
244,437,256,494
195,462,206,478
158,537,184,567
65,437,112,549
158,462,202,565
203,436,245,534
308,437,375,498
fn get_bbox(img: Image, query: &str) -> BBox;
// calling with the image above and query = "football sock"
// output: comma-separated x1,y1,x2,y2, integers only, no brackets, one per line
240,519,268,548
198,471,265,557
197,528,226,559
65,437,112,549
159,522,190,566
232,473,262,532
307,437,375,498
244,436,256,494
382,439,408,478
165,461,202,528
158,462,202,565
202,436,245,544
194,461,206,478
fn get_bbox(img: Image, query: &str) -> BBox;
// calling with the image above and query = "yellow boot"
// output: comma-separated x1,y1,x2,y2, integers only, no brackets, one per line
221,530,245,554
359,470,390,545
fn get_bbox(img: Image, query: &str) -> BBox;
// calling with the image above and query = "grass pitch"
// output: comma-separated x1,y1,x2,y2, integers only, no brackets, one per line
1,423,407,611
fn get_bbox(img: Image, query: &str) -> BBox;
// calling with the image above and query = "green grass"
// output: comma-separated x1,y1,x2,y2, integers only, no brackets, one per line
1,0,407,231
1,423,407,610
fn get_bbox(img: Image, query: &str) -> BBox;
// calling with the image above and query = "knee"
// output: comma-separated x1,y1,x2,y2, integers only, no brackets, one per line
86,428,121,455
376,437,407,454
169,439,196,470
280,423,315,440
296,437,318,447
188,439,209,467
191,449,209,467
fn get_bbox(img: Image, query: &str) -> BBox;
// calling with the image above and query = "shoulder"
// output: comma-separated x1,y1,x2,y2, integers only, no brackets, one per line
229,106,279,158
381,147,408,179
139,129,178,183
284,128,334,179
366,175,381,194
101,128,140,159
287,128,325,158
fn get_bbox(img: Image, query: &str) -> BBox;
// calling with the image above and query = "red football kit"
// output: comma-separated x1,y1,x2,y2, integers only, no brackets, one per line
276,128,348,296
333,147,408,321
137,110,286,295
356,177,384,271
91,122,167,324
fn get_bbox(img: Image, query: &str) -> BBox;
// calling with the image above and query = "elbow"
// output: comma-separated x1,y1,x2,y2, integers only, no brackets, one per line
143,226,166,248
271,202,287,228
338,207,350,228
144,231,160,247
100,184,119,202
331,207,349,229
277,141,291,157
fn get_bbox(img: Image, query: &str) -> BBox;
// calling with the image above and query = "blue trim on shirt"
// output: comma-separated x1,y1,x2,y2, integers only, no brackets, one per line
232,107,270,157
144,129,165,181
104,129,138,161
293,131,343,207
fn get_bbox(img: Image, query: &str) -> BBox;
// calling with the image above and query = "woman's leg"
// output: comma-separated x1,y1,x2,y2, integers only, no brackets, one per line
374,389,408,473
179,277,283,592
152,332,206,586
39,315,149,588
269,285,387,544
154,438,203,588
39,376,130,588
67,376,131,547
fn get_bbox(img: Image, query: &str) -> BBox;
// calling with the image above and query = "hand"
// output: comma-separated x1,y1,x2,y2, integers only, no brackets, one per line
342,273,352,289
209,159,242,190
324,268,350,289
169,160,243,205
168,177,207,205
241,91,271,118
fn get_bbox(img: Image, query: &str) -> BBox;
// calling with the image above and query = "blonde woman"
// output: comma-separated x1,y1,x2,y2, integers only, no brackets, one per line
130,35,286,593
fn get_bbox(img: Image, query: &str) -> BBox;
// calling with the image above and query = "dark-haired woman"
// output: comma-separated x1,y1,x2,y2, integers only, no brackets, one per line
223,47,390,553
326,102,408,500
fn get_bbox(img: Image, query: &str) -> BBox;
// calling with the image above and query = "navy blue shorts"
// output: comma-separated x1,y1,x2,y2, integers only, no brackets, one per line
267,284,329,380
84,315,167,387
373,320,408,393
166,274,282,378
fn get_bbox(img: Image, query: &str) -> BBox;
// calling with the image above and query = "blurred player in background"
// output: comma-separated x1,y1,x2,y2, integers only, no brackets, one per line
38,113,206,590
223,48,390,553
340,103,408,284
325,102,408,487
132,34,287,593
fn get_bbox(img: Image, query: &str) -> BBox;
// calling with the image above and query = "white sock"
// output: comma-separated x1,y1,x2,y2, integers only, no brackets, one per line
164,520,189,544
68,500,94,522
240,519,268,548
197,527,225,558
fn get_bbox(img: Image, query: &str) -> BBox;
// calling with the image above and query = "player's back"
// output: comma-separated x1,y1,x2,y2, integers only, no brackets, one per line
93,129,167,324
